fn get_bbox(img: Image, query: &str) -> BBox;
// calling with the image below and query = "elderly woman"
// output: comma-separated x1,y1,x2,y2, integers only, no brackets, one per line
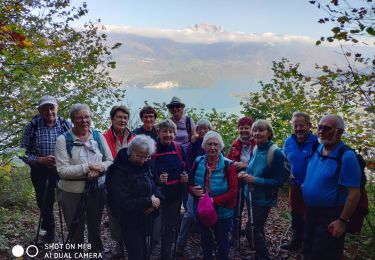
226,116,256,245
152,119,189,260
105,135,164,260
103,105,136,256
55,104,113,253
133,105,158,141
186,118,213,167
176,118,213,256
103,105,135,159
167,97,196,153
240,120,285,260
190,131,238,260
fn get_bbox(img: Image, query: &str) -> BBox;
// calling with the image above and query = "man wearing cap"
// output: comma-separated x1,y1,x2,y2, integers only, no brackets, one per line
167,97,196,153
21,95,71,243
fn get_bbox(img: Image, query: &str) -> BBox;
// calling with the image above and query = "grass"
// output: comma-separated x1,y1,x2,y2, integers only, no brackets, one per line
0,166,38,255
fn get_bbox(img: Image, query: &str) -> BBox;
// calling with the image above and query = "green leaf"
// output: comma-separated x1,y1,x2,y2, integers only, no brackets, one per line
366,27,375,36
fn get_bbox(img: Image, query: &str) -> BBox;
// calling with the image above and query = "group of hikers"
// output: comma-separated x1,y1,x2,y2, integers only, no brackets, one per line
20,95,364,260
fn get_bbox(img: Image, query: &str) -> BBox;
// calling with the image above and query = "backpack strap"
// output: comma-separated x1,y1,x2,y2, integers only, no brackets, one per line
334,144,353,206
153,142,187,170
92,130,104,156
192,156,205,173
63,130,104,159
267,143,278,167
63,131,74,158
185,116,192,142
173,142,187,169
311,139,320,154
223,159,232,178
59,117,70,132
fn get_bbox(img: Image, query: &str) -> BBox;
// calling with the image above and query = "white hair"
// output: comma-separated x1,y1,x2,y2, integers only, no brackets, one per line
196,118,213,130
202,131,224,151
156,119,177,134
320,114,345,130
70,103,91,121
128,135,155,155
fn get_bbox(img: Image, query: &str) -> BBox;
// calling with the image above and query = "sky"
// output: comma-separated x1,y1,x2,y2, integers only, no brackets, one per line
72,0,335,40
68,0,366,116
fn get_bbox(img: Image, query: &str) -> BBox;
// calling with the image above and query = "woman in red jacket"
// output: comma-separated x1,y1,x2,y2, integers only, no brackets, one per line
226,116,256,246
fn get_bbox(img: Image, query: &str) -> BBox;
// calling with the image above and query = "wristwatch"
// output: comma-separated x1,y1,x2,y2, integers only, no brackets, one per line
338,217,349,224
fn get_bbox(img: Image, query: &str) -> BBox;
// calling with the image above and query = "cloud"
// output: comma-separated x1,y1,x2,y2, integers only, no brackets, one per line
102,24,315,45
144,81,179,89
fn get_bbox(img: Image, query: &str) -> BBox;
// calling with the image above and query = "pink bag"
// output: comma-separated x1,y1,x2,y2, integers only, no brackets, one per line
197,192,218,228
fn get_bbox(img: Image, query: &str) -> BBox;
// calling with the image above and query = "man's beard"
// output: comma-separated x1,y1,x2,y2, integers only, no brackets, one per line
318,136,337,146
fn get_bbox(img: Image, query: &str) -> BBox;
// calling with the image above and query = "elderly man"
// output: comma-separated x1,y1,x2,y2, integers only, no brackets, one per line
281,112,318,251
21,95,71,243
302,114,361,259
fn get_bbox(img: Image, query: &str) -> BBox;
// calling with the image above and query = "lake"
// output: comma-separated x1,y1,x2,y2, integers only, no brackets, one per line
122,78,260,118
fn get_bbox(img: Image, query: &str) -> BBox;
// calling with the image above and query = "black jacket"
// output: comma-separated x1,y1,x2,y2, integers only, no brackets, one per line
106,148,164,224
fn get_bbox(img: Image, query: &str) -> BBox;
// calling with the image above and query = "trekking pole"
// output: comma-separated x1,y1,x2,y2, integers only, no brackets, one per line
57,201,65,244
247,184,256,260
173,178,186,260
211,227,219,260
35,178,49,245
64,181,92,246
146,215,151,260
236,179,243,252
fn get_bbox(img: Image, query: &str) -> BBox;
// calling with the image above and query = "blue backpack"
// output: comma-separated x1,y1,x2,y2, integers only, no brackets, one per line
63,130,104,158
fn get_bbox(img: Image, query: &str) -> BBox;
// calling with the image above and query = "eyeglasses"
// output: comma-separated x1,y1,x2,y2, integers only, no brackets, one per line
75,115,91,123
168,104,181,109
132,153,151,161
207,142,220,148
114,115,128,120
317,125,333,132
317,125,344,132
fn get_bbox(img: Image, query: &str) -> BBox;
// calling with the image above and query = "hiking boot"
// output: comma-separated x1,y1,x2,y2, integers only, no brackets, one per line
111,241,124,257
280,238,302,251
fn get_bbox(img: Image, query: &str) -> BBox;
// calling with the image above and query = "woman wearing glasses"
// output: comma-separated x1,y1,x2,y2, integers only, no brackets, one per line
106,135,164,260
103,105,136,257
152,119,190,260
55,103,113,255
189,131,238,260
167,96,197,153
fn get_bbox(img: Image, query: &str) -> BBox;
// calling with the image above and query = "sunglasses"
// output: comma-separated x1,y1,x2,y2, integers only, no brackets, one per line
317,125,343,132
168,104,182,109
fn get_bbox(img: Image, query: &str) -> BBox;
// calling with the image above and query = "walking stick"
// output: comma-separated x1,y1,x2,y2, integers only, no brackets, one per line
146,214,153,260
64,180,93,246
58,201,64,244
247,184,256,260
210,227,218,260
35,178,49,244
236,179,244,251
173,178,186,260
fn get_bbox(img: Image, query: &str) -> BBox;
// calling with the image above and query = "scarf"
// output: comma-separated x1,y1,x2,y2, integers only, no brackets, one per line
204,156,219,193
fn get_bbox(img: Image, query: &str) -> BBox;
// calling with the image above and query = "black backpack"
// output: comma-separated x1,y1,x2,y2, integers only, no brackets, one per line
334,145,369,234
